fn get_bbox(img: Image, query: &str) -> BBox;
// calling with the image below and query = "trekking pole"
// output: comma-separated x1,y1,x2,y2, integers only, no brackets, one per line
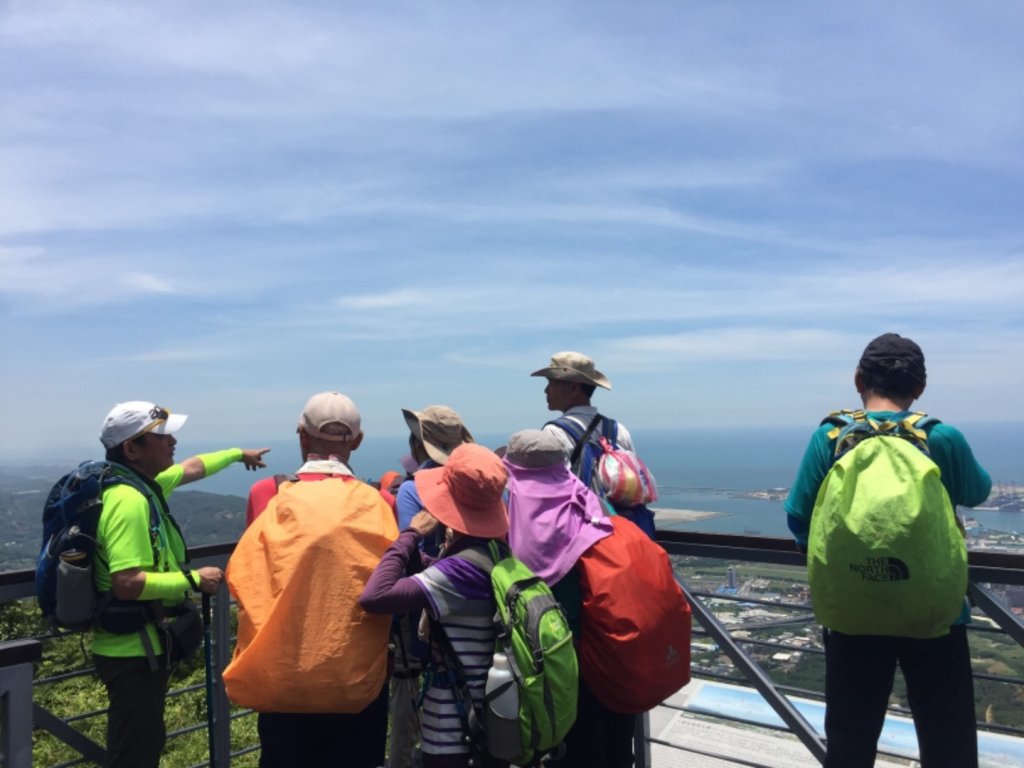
202,592,217,768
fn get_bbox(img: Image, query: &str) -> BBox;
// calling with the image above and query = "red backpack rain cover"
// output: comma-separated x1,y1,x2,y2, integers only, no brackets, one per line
577,515,692,713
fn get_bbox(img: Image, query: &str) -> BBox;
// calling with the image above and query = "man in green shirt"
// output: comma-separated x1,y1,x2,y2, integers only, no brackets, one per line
95,400,269,768
785,335,991,768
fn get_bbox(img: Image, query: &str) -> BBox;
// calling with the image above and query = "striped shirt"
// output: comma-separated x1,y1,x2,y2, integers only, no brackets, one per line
414,551,496,757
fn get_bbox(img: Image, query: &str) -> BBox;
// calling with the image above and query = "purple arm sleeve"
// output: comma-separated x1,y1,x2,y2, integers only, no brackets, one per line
359,530,431,614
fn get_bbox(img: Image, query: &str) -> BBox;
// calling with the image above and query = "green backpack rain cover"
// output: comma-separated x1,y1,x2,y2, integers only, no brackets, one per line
458,542,578,765
807,411,967,639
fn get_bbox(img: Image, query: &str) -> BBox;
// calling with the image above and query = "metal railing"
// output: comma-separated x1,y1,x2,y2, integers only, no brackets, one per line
0,544,237,768
654,530,1024,767
2,535,1023,768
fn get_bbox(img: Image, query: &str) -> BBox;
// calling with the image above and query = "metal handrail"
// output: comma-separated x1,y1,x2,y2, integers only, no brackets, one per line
656,530,1024,767
1,546,234,768
3,534,1023,767
0,639,42,768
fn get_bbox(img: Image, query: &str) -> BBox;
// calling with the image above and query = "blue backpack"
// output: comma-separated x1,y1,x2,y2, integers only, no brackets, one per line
546,414,657,539
36,461,158,632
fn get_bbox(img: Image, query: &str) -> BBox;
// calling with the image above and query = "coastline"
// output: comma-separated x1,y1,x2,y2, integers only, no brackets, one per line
650,506,729,524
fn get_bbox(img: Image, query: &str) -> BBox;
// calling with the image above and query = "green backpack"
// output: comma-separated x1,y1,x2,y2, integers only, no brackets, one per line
455,541,578,766
807,410,967,639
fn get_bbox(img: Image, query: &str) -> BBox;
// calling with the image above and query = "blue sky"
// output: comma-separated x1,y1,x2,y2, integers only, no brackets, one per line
2,1,1023,461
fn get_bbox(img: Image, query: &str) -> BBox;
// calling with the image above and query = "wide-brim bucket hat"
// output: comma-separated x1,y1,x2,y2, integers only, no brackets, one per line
402,405,474,465
530,351,612,390
415,443,508,539
504,429,565,468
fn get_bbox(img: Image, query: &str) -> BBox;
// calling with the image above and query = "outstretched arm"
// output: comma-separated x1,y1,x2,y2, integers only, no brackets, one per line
179,447,271,485
111,566,224,600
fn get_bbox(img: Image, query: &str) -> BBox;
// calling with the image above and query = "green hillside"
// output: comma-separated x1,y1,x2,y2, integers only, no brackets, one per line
0,466,246,571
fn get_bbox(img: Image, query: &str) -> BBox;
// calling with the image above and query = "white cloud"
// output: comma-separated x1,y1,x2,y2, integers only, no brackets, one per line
1,1,1022,456
102,344,237,364
335,289,433,311
604,328,846,364
119,272,181,295
0,250,198,307
323,256,1024,340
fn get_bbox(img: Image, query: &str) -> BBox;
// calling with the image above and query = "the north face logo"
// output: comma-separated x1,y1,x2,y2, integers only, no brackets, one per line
849,557,910,582
665,644,680,665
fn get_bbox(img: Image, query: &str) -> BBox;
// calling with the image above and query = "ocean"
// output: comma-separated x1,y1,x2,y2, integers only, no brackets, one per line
183,422,1024,539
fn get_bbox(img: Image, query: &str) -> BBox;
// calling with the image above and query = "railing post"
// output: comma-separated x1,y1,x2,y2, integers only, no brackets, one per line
969,581,1024,646
211,582,232,767
678,578,828,764
0,639,42,768
633,711,652,768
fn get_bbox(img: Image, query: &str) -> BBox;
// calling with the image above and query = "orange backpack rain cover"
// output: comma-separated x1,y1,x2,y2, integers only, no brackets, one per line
223,477,399,713
577,515,692,714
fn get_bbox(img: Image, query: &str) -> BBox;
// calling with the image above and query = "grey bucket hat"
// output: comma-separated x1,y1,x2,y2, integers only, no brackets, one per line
530,351,612,390
402,405,474,465
505,429,565,468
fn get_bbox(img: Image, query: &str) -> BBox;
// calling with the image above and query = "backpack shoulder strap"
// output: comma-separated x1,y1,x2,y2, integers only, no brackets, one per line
451,544,496,575
905,411,940,432
487,539,510,564
569,414,603,473
822,410,886,460
98,463,165,562
92,464,187,664
820,409,864,438
427,614,487,763
545,415,585,441
890,411,939,453
429,542,496,758
545,413,605,482
600,416,619,446
274,473,300,491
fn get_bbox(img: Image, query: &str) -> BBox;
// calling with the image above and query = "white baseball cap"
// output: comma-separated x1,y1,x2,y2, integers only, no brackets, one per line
299,391,362,442
100,401,188,449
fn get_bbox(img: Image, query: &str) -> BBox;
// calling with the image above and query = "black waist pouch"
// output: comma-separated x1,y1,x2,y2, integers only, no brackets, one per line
97,597,155,635
161,600,203,661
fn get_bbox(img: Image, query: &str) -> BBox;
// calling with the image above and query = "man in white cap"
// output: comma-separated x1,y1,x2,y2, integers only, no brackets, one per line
245,390,377,525
228,392,398,768
532,350,635,465
94,401,269,768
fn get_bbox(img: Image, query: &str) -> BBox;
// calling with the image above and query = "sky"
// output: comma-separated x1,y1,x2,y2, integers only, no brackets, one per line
2,1,1023,461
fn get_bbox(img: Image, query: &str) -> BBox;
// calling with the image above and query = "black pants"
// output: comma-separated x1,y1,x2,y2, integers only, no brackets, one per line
257,684,389,768
823,625,977,768
562,678,636,768
422,753,508,768
94,654,171,768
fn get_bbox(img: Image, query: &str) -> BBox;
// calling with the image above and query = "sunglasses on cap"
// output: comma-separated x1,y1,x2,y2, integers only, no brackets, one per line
133,406,172,439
